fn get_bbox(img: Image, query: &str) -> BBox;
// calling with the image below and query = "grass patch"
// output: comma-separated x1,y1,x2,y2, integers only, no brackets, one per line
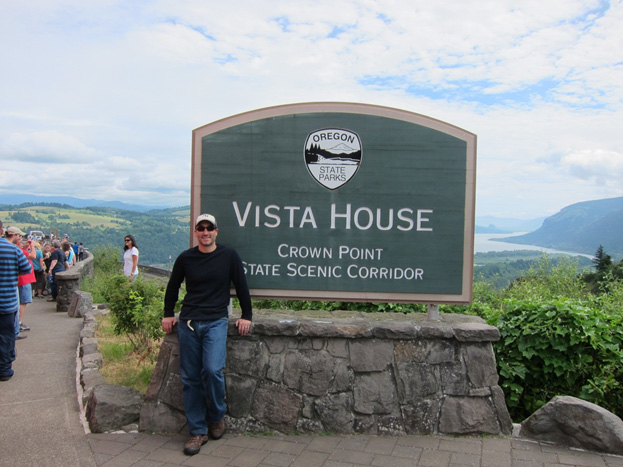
95,313,159,394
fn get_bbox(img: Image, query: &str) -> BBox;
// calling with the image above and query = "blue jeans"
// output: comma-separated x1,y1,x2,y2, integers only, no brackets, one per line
50,270,60,298
0,311,17,378
178,317,228,435
14,289,20,339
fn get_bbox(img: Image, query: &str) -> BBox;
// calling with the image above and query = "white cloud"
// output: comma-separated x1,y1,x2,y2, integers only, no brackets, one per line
561,149,623,184
0,130,96,163
0,0,621,217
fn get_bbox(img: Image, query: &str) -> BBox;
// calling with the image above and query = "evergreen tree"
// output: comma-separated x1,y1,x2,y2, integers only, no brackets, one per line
592,245,612,274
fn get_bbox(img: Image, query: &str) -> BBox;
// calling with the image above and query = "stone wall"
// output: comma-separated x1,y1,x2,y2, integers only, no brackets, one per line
56,250,94,314
140,310,512,436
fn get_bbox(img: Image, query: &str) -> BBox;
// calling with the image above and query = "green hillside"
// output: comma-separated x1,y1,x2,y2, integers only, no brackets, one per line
3,197,617,280
0,203,190,267
499,197,623,258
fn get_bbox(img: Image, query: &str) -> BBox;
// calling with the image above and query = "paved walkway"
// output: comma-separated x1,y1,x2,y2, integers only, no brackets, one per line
2,299,623,467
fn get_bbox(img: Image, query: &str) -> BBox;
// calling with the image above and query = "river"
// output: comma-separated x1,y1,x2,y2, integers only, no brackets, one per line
474,233,591,258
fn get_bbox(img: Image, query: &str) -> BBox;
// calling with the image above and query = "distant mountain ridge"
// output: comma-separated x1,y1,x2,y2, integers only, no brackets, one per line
499,197,623,257
3,193,621,259
0,193,175,213
475,216,545,234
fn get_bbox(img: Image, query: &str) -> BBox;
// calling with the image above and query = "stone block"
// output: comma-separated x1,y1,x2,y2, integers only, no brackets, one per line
82,352,102,370
252,318,299,336
80,369,106,402
491,385,513,435
226,374,257,418
315,393,354,433
139,400,187,434
329,360,352,394
353,372,397,415
266,354,283,383
68,290,93,318
145,340,173,400
463,343,499,387
353,414,375,433
371,321,418,339
426,340,456,364
349,339,394,371
440,361,469,395
438,396,501,435
80,341,99,358
416,324,454,339
226,339,268,377
86,384,144,433
296,418,324,433
394,340,428,363
519,395,623,455
283,350,335,396
402,399,440,435
159,373,184,412
264,336,288,353
299,320,371,338
80,322,97,339
394,362,439,402
326,338,348,358
378,415,406,435
453,322,500,342
251,382,302,433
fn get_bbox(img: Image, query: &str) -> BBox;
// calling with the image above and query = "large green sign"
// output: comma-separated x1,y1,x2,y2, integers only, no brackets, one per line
192,103,476,303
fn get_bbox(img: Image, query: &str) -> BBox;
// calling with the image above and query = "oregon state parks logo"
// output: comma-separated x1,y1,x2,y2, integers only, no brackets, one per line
304,128,362,190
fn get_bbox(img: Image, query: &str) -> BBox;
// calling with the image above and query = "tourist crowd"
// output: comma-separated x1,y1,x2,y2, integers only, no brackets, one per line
0,221,86,382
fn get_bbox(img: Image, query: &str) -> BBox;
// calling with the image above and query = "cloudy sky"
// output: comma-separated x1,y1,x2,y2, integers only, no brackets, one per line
1,0,621,219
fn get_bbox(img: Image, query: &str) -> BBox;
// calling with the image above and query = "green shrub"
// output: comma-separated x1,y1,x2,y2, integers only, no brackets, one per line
503,255,587,301
249,298,426,314
481,298,623,421
91,244,121,275
82,245,122,302
99,274,165,358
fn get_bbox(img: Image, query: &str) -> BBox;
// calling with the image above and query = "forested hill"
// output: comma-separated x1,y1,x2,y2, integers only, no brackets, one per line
0,203,191,267
499,197,623,257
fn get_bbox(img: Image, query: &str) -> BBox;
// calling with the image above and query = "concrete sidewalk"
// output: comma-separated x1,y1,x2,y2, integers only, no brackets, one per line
0,297,94,467
2,299,623,467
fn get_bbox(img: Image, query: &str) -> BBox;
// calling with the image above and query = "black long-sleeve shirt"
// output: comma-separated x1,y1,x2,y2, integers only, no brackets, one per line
163,244,252,321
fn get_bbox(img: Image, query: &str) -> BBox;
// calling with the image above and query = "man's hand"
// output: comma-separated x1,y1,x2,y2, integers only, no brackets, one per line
161,317,177,334
235,318,252,336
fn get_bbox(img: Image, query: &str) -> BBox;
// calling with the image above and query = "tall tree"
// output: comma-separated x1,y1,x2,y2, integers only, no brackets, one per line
592,245,612,274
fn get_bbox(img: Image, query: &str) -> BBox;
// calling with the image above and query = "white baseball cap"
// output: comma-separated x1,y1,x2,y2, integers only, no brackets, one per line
195,214,218,229
6,226,27,236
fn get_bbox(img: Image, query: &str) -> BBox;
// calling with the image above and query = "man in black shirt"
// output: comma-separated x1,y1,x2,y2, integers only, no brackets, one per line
161,214,252,456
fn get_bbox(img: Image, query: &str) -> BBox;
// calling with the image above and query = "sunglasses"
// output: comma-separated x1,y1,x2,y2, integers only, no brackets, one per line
196,224,216,232
125,239,131,242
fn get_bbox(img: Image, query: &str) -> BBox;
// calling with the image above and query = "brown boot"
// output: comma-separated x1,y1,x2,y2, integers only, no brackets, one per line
183,434,208,456
208,419,226,440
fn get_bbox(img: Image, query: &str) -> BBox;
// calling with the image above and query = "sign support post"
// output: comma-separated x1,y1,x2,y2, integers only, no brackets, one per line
427,303,440,321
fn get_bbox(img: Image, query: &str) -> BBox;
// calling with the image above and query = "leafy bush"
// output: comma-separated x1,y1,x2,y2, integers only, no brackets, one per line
92,244,122,275
82,245,122,302
597,273,623,316
503,255,588,301
99,275,165,358
249,298,426,314
480,298,623,421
